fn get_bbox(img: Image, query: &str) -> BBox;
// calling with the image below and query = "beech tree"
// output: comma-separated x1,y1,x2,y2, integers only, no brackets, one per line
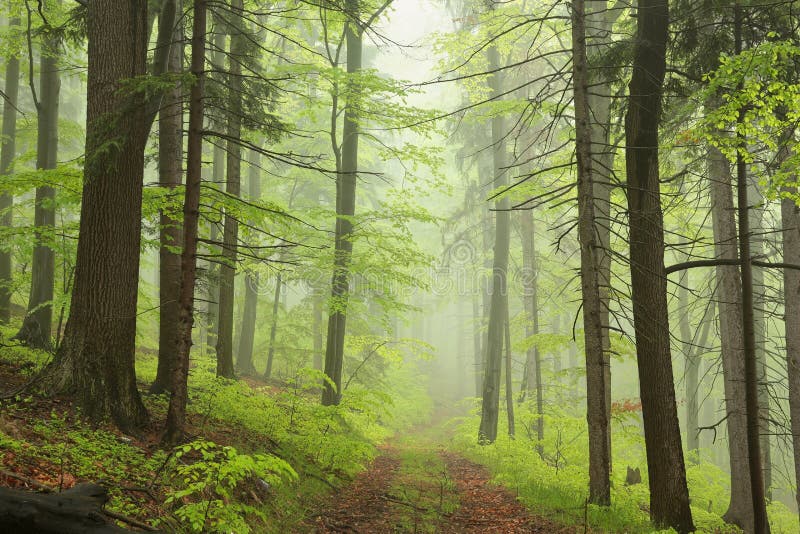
624,0,694,530
0,16,19,324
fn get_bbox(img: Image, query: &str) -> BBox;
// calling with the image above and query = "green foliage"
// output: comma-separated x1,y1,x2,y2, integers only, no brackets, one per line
164,439,296,534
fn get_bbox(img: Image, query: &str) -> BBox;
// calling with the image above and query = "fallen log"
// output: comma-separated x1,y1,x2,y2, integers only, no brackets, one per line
0,482,144,533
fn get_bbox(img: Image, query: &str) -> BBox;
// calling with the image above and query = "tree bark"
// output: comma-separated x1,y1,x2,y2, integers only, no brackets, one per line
504,302,514,438
572,0,610,506
312,290,323,370
748,172,771,498
707,137,754,530
151,1,184,394
236,148,261,376
0,23,20,324
47,0,150,432
733,6,769,530
625,1,693,531
680,279,713,457
163,0,206,446
215,0,244,379
264,273,282,379
322,0,362,406
0,484,138,534
478,0,509,443
780,144,800,529
16,27,61,349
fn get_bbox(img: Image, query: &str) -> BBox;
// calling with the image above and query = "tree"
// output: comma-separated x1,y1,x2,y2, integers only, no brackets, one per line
477,0,510,444
151,0,184,394
321,0,365,406
47,0,176,431
572,0,610,506
779,127,800,525
236,148,261,376
624,0,694,530
215,0,245,379
16,16,61,349
0,16,20,324
163,0,206,445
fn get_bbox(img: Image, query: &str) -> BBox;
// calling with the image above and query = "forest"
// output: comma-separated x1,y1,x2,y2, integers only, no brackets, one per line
1,0,800,532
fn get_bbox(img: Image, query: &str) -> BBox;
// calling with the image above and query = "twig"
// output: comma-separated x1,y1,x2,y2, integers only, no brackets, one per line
102,509,160,532
0,469,54,492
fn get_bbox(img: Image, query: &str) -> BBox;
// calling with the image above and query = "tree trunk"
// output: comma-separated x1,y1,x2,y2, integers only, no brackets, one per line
322,0,362,406
780,150,800,528
47,0,150,432
625,1,694,531
0,24,20,324
312,291,323,370
151,2,184,394
264,273,282,379
748,173,771,498
0,484,136,534
707,137,754,530
586,0,617,474
163,0,206,446
236,149,261,376
572,0,610,506
205,23,226,353
215,0,244,379
478,2,509,443
733,6,768,530
16,29,61,349
681,280,713,457
504,303,514,438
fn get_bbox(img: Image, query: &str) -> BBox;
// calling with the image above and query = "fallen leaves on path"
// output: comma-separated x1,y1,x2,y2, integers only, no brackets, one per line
308,444,581,533
440,451,579,533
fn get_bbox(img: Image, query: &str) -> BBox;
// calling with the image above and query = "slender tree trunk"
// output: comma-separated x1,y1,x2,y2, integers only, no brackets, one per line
780,143,800,528
206,23,226,352
163,0,206,446
322,0,362,406
47,0,150,432
681,280,713,457
478,2,509,443
215,0,244,379
625,2,693,531
586,0,617,473
236,149,261,376
264,273,282,379
504,303,514,438
748,174,771,498
707,136,754,529
151,2,184,394
519,210,539,411
573,0,610,506
733,6,769,531
0,24,20,324
17,29,61,349
312,291,323,370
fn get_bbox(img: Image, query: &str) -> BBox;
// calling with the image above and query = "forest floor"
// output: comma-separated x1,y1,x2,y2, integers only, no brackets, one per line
307,418,581,533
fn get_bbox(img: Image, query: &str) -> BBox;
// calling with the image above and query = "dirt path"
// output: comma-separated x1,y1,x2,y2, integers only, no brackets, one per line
309,441,577,533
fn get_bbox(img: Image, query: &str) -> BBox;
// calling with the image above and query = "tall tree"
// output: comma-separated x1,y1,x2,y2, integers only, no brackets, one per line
0,17,20,324
733,4,769,530
779,127,800,525
478,0,510,444
164,0,206,445
46,0,152,430
708,139,754,529
625,0,694,530
321,0,364,405
236,148,261,376
151,0,184,394
47,0,176,430
16,17,61,349
215,0,245,379
518,210,542,450
572,0,610,506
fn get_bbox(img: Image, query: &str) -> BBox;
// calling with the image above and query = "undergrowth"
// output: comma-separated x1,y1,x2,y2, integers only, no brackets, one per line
450,400,798,533
0,325,432,533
